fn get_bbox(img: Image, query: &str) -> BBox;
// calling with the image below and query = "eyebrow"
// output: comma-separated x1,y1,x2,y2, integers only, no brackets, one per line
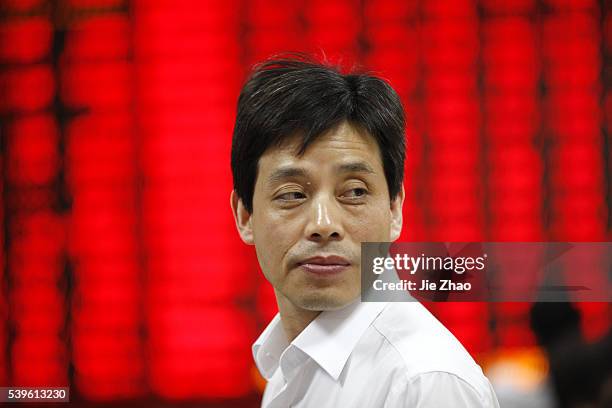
266,161,376,186
266,166,309,186
336,161,376,175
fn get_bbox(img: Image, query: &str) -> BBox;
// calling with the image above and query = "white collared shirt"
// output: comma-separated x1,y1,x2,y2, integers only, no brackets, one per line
253,301,500,407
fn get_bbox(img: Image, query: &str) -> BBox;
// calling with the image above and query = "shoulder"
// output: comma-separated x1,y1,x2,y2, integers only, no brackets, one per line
386,370,500,407
370,302,497,405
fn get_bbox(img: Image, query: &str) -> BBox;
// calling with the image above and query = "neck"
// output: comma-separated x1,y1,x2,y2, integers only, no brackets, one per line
275,290,321,343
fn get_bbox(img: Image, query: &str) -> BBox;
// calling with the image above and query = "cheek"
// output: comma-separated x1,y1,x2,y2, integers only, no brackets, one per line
348,203,392,240
252,209,302,268
252,226,283,285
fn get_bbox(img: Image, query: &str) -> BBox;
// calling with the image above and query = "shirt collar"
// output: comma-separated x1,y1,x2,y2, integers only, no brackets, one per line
252,313,288,380
253,300,388,381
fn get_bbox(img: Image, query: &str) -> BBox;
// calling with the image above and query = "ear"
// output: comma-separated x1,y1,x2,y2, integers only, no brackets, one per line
389,184,405,241
230,190,254,245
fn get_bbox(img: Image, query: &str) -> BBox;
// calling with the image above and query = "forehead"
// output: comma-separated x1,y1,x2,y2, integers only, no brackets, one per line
258,122,383,172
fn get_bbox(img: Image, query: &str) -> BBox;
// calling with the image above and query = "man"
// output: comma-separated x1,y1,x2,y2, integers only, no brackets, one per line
230,56,500,407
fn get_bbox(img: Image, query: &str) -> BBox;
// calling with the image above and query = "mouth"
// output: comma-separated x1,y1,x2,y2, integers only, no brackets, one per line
297,255,351,276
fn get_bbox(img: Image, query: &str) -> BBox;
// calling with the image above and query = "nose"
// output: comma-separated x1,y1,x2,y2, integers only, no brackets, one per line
304,194,344,242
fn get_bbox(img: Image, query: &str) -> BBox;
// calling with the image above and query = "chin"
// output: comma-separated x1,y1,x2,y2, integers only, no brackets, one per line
295,291,358,312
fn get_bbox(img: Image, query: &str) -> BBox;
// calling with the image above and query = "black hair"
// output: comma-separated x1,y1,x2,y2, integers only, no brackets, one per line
231,55,406,213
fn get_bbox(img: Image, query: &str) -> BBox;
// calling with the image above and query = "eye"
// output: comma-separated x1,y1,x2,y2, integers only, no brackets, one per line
276,191,307,201
342,188,368,199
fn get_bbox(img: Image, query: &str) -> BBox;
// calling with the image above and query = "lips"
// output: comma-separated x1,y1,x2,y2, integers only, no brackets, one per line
297,255,351,275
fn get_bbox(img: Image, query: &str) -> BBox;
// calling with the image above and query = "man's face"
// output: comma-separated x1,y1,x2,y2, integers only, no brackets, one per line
233,121,403,312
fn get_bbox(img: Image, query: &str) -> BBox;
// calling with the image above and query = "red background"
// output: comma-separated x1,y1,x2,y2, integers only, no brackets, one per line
0,0,611,405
